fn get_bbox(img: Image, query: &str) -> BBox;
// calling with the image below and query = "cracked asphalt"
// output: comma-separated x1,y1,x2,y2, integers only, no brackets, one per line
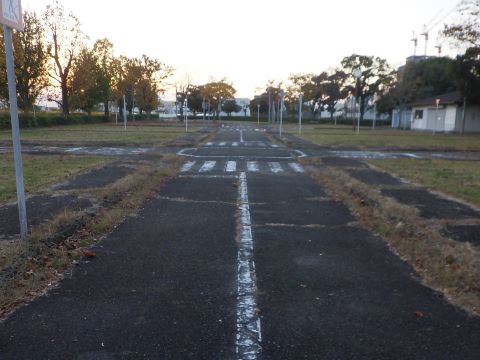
1,124,479,359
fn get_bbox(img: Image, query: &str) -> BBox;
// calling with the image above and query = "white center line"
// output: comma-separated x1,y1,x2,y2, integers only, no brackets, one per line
225,161,237,172
180,161,196,172
199,161,216,172
288,163,305,173
236,172,261,359
268,162,284,173
247,161,259,172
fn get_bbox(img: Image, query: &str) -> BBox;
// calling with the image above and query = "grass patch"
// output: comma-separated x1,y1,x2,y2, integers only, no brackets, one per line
0,122,198,144
370,159,480,207
305,161,480,315
285,124,480,150
0,154,111,203
0,154,183,318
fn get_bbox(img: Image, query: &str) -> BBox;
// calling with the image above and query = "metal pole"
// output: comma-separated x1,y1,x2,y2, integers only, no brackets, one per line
279,92,284,138
373,102,376,130
256,104,259,125
433,104,438,135
298,95,303,135
123,94,127,130
268,90,271,124
4,25,27,241
185,98,188,132
132,92,135,123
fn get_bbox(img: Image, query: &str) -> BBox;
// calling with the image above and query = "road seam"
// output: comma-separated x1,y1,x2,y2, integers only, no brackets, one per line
236,172,262,359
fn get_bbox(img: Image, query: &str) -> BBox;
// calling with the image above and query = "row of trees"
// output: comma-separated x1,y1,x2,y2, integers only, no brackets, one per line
0,0,172,118
252,0,480,124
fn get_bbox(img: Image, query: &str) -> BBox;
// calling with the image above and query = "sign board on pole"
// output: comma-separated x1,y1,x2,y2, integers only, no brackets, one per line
435,99,441,107
0,0,23,31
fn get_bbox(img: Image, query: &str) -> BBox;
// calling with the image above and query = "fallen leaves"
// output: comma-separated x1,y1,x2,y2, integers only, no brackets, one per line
83,250,97,259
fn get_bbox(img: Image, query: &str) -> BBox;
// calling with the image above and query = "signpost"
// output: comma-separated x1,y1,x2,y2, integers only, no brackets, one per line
434,98,440,135
298,94,303,135
1,0,27,240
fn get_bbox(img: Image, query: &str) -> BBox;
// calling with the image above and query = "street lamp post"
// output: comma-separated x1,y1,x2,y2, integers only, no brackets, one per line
434,98,440,135
353,68,362,135
184,97,188,132
279,90,284,138
257,104,260,125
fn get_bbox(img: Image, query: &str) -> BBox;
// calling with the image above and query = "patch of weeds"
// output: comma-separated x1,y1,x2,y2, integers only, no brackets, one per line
309,165,480,315
0,155,182,319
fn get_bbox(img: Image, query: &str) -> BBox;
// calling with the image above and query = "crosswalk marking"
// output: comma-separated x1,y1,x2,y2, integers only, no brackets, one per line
225,161,237,172
288,163,305,173
247,161,259,172
180,161,196,172
271,144,279,148
203,142,279,148
232,142,239,147
219,142,227,146
268,162,284,173
180,161,305,175
205,142,213,146
199,161,216,172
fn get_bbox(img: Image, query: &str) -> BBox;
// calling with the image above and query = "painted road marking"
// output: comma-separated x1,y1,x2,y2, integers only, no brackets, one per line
225,161,237,172
199,161,216,172
247,161,259,172
232,142,239,147
180,161,196,172
288,163,305,173
271,144,279,148
219,142,227,146
205,142,213,146
236,172,262,358
240,130,244,143
268,162,284,173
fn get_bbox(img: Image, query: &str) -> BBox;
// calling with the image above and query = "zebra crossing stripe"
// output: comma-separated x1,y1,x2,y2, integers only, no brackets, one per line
199,161,216,172
271,144,279,148
180,161,196,172
247,161,259,172
232,142,239,147
268,162,284,173
225,161,237,172
205,142,213,146
288,163,305,173
219,142,227,146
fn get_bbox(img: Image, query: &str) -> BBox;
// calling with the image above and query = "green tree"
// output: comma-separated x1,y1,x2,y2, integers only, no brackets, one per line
43,0,84,115
70,48,102,115
201,79,236,119
92,38,117,117
443,0,479,47
222,99,241,116
341,54,394,122
0,11,49,113
187,85,205,116
321,70,349,122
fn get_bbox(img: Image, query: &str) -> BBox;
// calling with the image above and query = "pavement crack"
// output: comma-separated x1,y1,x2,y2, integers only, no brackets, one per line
156,196,234,205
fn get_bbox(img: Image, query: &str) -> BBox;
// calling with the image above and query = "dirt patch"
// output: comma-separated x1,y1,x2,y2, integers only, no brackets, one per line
445,225,480,246
0,195,92,238
347,169,403,186
382,188,479,219
54,164,134,190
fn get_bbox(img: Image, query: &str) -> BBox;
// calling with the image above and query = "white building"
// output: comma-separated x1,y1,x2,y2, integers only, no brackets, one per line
409,91,480,133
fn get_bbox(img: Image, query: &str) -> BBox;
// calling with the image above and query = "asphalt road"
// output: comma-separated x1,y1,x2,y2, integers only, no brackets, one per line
1,125,479,359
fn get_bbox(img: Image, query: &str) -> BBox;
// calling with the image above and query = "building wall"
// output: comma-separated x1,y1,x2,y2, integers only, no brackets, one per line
410,106,429,130
411,105,456,132
462,105,480,132
445,106,457,131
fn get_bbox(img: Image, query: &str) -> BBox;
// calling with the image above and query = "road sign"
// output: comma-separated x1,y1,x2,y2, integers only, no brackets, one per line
0,0,23,31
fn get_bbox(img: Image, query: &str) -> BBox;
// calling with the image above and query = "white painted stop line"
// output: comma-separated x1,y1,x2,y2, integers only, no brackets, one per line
225,161,237,172
199,161,216,172
247,161,259,172
180,161,196,172
268,162,284,173
288,163,305,173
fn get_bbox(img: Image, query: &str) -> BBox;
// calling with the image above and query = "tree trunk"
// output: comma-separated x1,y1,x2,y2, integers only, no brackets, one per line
104,101,109,117
61,79,69,116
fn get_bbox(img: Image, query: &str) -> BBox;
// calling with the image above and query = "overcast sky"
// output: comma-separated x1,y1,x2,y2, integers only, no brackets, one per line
23,0,462,99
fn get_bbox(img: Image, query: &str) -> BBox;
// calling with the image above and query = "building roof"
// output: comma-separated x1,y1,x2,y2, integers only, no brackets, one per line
409,91,463,107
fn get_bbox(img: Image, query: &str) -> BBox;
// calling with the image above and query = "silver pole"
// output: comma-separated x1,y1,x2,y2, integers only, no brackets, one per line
434,103,438,135
257,104,260,125
4,25,28,241
185,98,188,132
123,94,127,130
298,95,303,135
279,92,284,138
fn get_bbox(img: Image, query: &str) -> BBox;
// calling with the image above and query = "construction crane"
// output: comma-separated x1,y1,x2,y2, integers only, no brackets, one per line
411,31,418,57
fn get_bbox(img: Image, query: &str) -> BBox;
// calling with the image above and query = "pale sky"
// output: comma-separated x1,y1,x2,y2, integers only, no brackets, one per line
23,0,462,99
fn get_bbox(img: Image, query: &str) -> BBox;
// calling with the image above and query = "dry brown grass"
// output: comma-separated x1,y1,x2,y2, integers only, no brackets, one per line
0,154,183,319
309,163,480,315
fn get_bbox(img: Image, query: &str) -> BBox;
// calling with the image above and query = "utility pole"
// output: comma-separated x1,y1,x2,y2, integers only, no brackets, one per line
279,91,284,138
123,94,127,130
257,104,260,125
